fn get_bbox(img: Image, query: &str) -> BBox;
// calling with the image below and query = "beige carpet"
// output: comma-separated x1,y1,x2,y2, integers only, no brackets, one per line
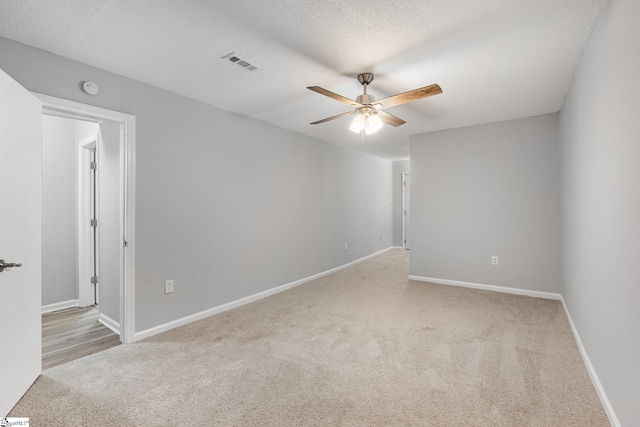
10,248,608,426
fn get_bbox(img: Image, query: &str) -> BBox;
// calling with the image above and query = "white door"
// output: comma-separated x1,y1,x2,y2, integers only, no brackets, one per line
0,69,42,416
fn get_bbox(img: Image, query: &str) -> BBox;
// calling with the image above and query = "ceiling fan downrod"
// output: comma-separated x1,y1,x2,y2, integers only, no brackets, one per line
355,73,376,106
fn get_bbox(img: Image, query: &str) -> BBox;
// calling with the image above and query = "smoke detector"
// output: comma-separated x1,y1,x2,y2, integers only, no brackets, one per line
82,81,99,95
222,52,259,72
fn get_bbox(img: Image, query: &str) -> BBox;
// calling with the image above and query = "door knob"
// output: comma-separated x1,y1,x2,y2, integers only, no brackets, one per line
0,259,22,272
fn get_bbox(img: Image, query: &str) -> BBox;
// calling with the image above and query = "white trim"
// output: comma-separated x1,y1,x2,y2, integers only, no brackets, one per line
77,134,98,308
407,275,562,300
401,172,410,250
122,115,136,344
134,247,395,342
42,299,79,314
98,312,121,336
35,92,136,344
560,297,621,427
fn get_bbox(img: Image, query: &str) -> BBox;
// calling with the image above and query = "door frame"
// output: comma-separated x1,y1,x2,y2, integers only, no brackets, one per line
402,172,410,250
77,134,98,308
35,93,137,344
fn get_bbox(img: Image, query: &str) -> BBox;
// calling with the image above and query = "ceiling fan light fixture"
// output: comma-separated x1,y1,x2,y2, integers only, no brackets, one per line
365,114,383,134
308,73,441,134
349,113,366,133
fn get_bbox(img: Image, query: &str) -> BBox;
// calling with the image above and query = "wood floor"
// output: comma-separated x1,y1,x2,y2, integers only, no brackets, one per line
42,306,121,370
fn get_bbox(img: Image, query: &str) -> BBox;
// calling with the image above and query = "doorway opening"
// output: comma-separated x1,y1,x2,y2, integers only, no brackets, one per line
40,114,120,367
37,93,136,354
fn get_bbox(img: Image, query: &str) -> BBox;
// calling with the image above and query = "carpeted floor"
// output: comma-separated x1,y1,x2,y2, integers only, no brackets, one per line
10,248,609,426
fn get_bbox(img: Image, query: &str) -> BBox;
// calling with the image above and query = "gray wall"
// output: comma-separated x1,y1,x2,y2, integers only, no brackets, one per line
41,115,78,306
558,0,640,423
97,120,122,323
409,114,561,293
392,160,410,247
0,37,392,332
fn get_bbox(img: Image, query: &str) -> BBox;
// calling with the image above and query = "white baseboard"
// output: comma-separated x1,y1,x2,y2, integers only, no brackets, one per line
408,275,562,300
98,312,121,336
41,299,79,314
560,297,620,427
134,247,396,342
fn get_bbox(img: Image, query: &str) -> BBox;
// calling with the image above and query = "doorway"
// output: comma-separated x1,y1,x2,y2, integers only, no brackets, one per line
37,93,136,345
40,114,120,364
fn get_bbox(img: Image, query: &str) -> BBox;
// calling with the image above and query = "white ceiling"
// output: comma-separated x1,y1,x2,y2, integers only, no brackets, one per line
0,0,604,159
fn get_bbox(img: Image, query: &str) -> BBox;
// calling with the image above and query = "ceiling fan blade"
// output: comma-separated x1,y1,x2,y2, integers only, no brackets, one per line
310,110,357,125
376,84,442,109
377,110,406,127
307,86,364,108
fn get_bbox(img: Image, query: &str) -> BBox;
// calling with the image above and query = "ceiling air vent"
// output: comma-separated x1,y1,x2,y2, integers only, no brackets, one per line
222,52,259,72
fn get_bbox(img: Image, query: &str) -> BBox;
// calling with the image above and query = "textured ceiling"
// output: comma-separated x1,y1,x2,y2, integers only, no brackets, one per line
0,0,604,159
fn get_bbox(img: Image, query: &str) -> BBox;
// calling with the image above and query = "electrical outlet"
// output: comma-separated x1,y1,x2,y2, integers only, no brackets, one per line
344,243,348,251
165,279,174,294
491,256,499,266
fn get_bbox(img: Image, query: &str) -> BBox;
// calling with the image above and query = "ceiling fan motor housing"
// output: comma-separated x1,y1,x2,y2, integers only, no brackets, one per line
356,94,375,105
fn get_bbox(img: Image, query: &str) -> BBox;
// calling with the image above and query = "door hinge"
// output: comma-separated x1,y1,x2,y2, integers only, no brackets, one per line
404,239,406,243
124,239,128,248
90,219,97,228
91,276,98,284
90,161,97,170
404,210,406,215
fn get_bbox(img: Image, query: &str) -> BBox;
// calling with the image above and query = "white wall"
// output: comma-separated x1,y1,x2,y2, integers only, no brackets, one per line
409,114,561,293
76,120,99,142
558,0,640,424
0,36,392,333
392,160,410,247
41,115,78,306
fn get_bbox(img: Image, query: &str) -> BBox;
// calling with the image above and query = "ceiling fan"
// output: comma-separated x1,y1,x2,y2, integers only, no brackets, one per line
307,73,442,135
